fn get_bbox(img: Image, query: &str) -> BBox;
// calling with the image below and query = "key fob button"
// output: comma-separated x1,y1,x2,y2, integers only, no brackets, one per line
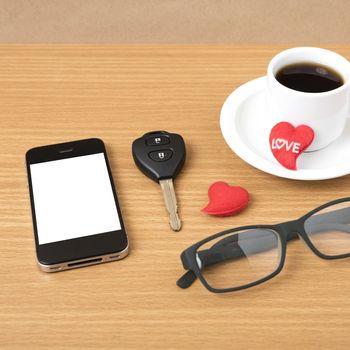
149,149,173,162
146,136,170,146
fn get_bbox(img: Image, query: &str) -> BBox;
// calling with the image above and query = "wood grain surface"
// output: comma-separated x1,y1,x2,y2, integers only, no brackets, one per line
0,45,350,350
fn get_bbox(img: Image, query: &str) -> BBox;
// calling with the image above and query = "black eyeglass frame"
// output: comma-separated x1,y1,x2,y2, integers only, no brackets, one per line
177,197,350,294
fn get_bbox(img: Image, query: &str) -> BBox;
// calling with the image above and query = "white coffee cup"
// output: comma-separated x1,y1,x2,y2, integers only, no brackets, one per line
266,47,350,151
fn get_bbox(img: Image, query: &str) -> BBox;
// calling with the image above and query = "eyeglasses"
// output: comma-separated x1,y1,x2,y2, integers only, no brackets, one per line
177,198,350,293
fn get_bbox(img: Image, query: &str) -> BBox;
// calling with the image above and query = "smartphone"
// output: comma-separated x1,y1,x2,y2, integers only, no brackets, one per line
26,138,129,272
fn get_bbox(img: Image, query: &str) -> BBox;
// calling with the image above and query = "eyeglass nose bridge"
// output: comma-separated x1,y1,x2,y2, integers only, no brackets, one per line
277,219,304,242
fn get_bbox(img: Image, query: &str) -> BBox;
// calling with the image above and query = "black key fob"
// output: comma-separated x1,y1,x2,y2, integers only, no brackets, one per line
132,131,186,183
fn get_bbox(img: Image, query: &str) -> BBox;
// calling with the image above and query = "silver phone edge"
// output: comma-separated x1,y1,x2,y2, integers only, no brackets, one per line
37,244,129,273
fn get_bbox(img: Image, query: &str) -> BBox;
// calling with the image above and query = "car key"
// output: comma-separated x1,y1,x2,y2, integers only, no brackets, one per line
132,131,186,232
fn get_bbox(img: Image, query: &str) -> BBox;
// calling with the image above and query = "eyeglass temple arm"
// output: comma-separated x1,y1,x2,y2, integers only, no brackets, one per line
176,241,251,289
307,222,350,233
176,242,255,289
305,206,350,233
177,270,197,289
176,230,298,289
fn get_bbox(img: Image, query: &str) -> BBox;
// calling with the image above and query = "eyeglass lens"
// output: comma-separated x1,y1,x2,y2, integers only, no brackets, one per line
195,228,281,290
304,201,350,256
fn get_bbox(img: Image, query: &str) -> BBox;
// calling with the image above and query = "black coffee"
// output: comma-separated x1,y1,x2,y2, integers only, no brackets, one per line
275,62,343,93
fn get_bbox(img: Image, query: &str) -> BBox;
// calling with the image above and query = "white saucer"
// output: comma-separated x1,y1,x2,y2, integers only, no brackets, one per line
220,76,350,180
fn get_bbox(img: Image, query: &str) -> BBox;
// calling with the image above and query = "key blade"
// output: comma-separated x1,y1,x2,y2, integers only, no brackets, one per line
159,178,181,231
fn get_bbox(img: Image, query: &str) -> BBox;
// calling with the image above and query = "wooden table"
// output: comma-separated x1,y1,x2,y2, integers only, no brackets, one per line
1,45,349,350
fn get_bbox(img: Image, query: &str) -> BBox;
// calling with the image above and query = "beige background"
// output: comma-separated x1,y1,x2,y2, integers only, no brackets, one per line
0,0,349,43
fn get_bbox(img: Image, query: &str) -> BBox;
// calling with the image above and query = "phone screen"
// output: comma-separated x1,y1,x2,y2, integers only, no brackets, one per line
30,153,121,245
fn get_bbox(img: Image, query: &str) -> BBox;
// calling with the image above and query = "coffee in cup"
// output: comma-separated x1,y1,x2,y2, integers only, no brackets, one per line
266,47,350,151
276,62,343,93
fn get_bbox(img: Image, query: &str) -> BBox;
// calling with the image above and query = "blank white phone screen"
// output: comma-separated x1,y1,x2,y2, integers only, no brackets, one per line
30,153,121,245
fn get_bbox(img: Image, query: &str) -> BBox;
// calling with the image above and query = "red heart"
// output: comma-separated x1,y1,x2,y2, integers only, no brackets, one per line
269,122,314,170
202,181,249,217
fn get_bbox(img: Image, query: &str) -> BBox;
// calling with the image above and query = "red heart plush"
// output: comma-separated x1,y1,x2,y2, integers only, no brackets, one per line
269,122,314,170
202,181,249,217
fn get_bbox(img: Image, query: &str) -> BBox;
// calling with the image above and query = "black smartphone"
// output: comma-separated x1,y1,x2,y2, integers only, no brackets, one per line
26,138,129,272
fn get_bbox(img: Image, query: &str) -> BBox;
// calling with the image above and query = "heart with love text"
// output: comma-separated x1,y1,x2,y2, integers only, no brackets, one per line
269,122,314,170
